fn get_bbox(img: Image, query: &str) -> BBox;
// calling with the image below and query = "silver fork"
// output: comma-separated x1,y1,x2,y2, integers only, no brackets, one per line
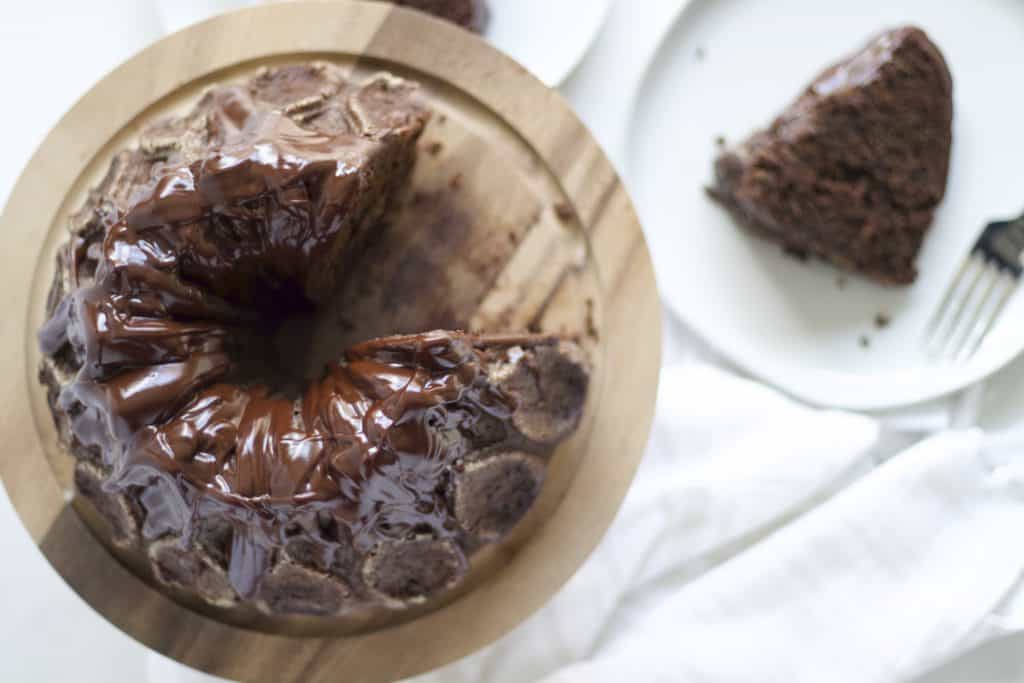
925,211,1024,364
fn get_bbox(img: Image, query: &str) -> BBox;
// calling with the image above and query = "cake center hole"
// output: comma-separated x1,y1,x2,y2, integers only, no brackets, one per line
230,303,350,400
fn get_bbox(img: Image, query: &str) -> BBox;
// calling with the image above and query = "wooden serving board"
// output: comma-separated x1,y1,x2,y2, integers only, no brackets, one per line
0,2,662,681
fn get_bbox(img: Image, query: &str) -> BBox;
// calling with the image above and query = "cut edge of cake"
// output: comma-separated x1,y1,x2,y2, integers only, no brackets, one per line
707,25,954,286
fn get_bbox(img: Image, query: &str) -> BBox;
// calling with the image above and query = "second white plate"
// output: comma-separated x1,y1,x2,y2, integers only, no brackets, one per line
628,0,1024,410
485,0,611,86
156,1,611,87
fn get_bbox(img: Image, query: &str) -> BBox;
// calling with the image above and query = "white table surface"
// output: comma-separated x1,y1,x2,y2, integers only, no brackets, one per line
2,1,1024,681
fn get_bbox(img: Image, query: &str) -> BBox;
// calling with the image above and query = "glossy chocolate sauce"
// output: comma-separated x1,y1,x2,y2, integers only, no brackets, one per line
38,68,584,607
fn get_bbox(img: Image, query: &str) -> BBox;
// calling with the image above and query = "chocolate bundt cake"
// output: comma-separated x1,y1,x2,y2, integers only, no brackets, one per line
389,0,488,32
38,64,588,620
708,26,953,285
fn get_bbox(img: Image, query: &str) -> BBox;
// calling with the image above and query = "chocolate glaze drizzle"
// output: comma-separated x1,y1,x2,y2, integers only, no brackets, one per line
38,66,588,609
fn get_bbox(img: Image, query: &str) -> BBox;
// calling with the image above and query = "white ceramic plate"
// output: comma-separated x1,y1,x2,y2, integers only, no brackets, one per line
485,0,612,86
627,0,1024,410
157,0,611,87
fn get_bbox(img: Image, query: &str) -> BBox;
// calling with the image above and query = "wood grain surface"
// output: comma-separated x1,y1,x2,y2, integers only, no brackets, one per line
0,2,662,681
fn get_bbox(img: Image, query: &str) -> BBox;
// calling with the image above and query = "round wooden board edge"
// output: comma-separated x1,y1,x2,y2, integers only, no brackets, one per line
0,2,663,681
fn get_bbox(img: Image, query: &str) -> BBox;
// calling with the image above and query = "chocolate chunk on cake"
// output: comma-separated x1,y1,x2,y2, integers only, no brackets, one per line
389,0,488,32
38,63,589,621
708,26,953,285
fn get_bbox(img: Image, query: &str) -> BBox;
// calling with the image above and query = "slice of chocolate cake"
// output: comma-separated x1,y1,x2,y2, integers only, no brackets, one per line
708,26,953,285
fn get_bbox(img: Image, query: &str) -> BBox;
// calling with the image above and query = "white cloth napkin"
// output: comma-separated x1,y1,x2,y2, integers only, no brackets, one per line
407,363,1024,683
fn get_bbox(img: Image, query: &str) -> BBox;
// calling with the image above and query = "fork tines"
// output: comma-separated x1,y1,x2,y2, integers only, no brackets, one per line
925,215,1024,364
